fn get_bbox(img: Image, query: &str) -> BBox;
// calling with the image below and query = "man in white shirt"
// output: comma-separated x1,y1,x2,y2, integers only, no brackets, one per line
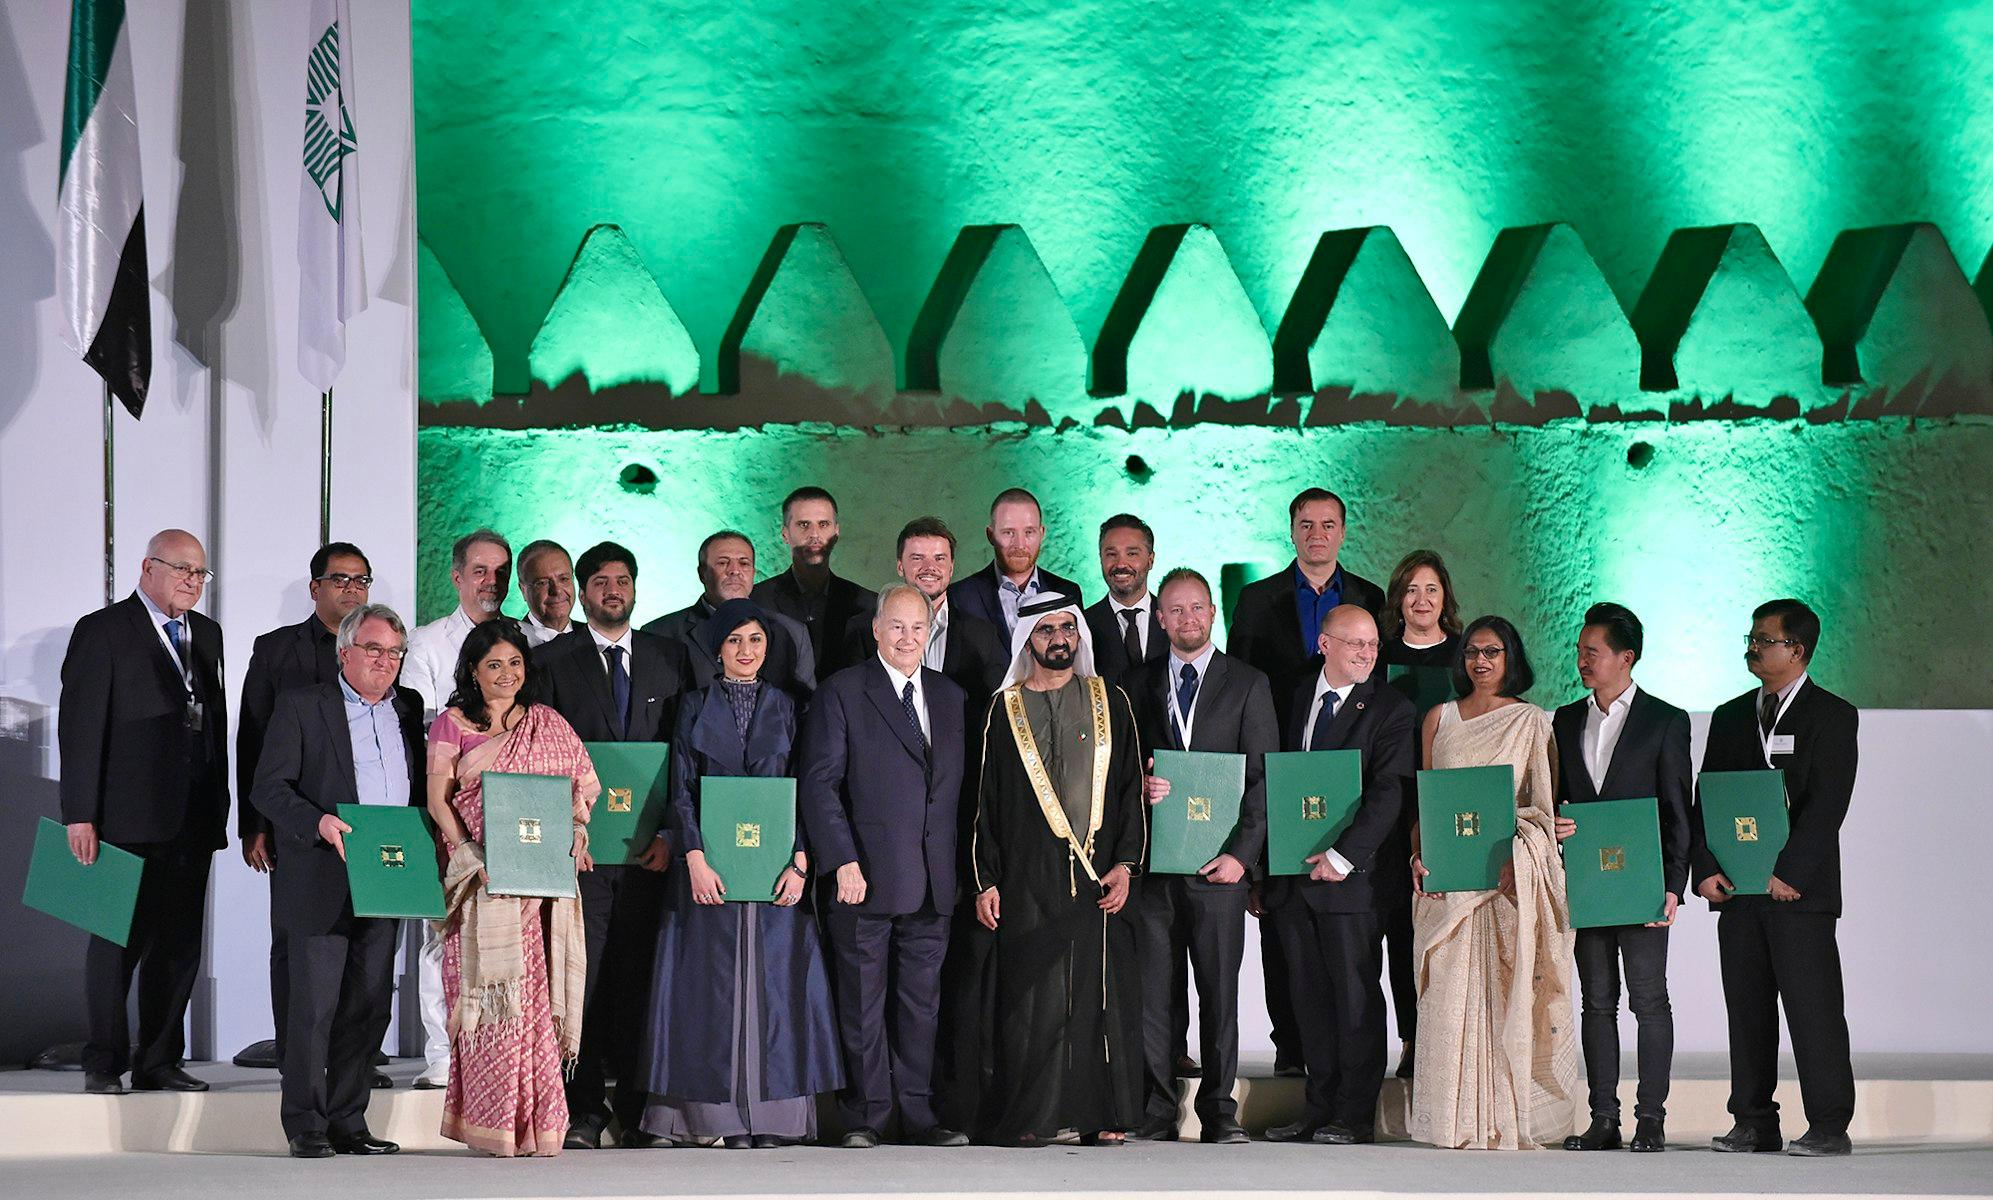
515,539,577,647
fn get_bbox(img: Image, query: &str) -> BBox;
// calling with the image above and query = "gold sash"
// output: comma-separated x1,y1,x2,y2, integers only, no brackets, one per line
1002,675,1113,886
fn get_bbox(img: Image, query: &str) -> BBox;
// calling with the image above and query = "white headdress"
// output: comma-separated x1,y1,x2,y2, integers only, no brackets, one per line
999,592,1097,689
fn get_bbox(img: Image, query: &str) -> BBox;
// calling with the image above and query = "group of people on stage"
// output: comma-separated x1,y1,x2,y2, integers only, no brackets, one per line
56,483,1859,1160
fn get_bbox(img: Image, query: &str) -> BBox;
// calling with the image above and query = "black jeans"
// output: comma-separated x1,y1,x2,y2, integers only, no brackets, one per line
1573,923,1672,1121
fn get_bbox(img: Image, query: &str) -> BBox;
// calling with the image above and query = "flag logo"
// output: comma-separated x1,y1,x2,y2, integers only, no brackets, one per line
303,23,355,221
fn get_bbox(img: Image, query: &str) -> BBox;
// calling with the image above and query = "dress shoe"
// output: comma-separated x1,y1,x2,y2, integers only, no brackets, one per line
330,1131,400,1155
1629,1117,1666,1152
1264,1120,1323,1143
619,1127,671,1148
1787,1129,1853,1157
130,1067,208,1092
751,1134,800,1149
1078,1130,1125,1147
82,1072,125,1095
1711,1122,1783,1153
722,1135,752,1150
1201,1118,1249,1145
288,1132,336,1159
1273,1057,1307,1078
1562,1117,1622,1151
370,1071,393,1090
411,1075,446,1090
563,1121,604,1150
1395,1041,1414,1079
1313,1123,1374,1145
908,1125,969,1147
1173,1054,1202,1079
1128,1116,1179,1142
840,1127,881,1149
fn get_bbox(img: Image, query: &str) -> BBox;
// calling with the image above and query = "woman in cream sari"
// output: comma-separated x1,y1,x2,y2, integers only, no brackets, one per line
1409,615,1580,1149
427,619,599,1156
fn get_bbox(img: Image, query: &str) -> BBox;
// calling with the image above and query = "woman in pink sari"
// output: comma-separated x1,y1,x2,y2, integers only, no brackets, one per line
426,619,598,1157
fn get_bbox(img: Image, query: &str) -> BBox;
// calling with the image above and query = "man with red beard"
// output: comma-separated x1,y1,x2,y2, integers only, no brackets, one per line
947,488,1082,642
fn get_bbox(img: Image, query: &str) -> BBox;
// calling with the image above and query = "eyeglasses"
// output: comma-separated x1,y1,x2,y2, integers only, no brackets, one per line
1030,621,1079,639
148,557,215,583
1323,632,1380,653
351,643,406,661
315,573,373,590
1461,644,1507,661
1743,634,1801,650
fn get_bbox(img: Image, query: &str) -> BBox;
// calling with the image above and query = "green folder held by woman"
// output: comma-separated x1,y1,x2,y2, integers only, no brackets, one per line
482,771,580,898
1416,764,1516,892
698,776,796,902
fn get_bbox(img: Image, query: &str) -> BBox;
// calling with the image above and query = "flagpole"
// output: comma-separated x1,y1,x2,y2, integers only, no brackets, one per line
319,386,333,544
102,381,116,606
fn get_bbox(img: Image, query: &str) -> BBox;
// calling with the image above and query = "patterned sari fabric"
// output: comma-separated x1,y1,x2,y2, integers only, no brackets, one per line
1410,700,1581,1150
429,704,598,1157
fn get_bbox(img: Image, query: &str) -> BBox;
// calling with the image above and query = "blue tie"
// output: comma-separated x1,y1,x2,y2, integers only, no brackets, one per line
900,680,926,745
1310,689,1339,750
1174,662,1199,747
606,645,630,738
164,618,186,668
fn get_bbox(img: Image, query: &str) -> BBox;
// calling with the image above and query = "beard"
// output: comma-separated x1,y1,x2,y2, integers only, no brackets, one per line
1029,642,1076,671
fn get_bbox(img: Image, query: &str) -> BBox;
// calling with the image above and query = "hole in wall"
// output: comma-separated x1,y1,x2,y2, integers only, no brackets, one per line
1626,441,1656,470
1125,454,1151,479
619,463,660,494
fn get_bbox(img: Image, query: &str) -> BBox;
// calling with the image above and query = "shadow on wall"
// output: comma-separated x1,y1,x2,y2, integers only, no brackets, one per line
0,4,54,444
0,681,91,1067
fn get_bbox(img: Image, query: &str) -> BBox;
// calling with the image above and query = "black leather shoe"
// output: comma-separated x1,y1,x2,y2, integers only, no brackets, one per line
130,1067,208,1092
751,1134,800,1149
722,1135,752,1150
1264,1120,1322,1143
1711,1122,1783,1153
288,1132,336,1159
1273,1057,1306,1078
619,1127,670,1148
1313,1123,1375,1145
563,1121,604,1150
1562,1117,1623,1151
909,1125,969,1147
329,1131,399,1155
1630,1117,1666,1152
1129,1116,1179,1142
1173,1054,1202,1079
840,1127,881,1149
1788,1129,1852,1157
1201,1118,1249,1145
370,1071,393,1090
83,1072,125,1095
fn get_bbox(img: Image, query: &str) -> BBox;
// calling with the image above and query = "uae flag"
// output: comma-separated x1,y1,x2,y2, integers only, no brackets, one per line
57,0,150,418
297,0,365,392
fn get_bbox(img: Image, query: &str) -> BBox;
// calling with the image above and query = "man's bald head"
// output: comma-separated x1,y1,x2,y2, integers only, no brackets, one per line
1316,604,1379,688
139,528,209,618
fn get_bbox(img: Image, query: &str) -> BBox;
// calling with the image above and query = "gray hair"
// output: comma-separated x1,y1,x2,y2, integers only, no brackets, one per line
337,604,407,652
451,527,512,572
874,582,930,616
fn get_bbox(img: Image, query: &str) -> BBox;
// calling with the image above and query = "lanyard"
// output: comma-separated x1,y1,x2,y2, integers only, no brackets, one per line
1758,679,1804,768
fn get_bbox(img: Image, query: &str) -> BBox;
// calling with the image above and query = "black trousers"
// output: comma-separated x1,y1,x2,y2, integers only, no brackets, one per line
825,905,951,1133
268,893,290,1062
83,838,211,1077
280,912,396,1138
567,864,667,1131
1273,904,1385,1131
933,908,994,1132
1574,923,1672,1121
1134,876,1246,1123
1716,907,1855,1136
1382,896,1416,1043
1259,911,1300,1064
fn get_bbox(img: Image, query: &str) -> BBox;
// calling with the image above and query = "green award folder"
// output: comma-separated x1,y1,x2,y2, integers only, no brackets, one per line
1386,664,1455,722
338,805,446,919
698,776,796,903
1562,796,1666,928
1264,750,1364,876
23,817,142,945
584,742,670,865
482,772,578,898
1697,769,1789,895
1148,749,1246,875
1417,765,1517,892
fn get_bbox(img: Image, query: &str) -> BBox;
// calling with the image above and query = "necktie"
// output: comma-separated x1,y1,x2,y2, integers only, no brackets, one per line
1758,690,1780,736
1174,662,1199,747
164,618,186,669
900,680,925,744
1310,689,1339,750
606,645,631,738
1121,608,1144,664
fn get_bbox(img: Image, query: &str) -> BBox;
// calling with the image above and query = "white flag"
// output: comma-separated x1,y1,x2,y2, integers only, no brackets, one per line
297,0,365,392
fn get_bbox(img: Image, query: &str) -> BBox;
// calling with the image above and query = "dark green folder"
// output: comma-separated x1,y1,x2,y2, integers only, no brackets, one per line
1264,750,1364,876
584,742,671,865
23,817,142,945
1697,769,1789,895
1562,796,1666,928
1148,749,1246,875
1386,664,1455,722
338,805,446,919
698,776,796,903
482,772,578,898
1416,765,1517,892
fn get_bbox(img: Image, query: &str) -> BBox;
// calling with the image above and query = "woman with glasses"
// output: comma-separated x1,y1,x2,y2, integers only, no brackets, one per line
1406,615,1579,1149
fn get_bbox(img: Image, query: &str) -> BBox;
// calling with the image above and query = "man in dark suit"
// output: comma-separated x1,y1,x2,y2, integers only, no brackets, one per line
58,529,229,1094
800,585,970,1148
516,539,584,647
1125,569,1277,1145
1226,487,1383,1075
1691,599,1858,1158
249,604,422,1158
1085,513,1167,686
1263,605,1415,1145
1551,603,1692,1153
844,517,1007,718
946,487,1081,641
645,529,816,696
752,486,875,676
236,541,374,1072
540,542,688,1149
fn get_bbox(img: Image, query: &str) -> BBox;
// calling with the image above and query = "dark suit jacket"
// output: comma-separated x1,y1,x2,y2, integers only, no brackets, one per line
842,603,1007,718
946,561,1083,639
1264,674,1417,913
667,681,799,857
643,600,816,698
1126,649,1278,872
1553,686,1693,899
250,682,425,933
58,594,230,848
1691,678,1859,917
1085,596,1167,685
237,615,341,840
798,658,967,916
752,568,876,677
1226,560,1385,720
539,627,689,745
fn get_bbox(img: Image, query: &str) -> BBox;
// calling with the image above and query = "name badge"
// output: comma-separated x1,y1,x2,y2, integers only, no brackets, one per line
1767,734,1795,756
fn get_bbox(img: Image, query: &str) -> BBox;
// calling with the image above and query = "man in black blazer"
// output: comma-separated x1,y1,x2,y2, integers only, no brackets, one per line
1551,603,1692,1153
1691,599,1858,1158
752,486,876,676
58,530,229,1095
539,543,688,1149
844,517,1007,722
1084,513,1167,685
1125,569,1277,1145
644,529,816,696
1263,605,1415,1145
249,605,421,1158
236,541,374,1069
946,487,1081,641
800,585,969,1148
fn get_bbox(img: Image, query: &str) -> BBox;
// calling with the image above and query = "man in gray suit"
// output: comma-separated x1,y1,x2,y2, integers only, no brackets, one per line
643,529,816,696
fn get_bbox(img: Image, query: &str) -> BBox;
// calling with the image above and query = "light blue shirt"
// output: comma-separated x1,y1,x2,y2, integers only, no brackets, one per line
997,569,1044,638
340,676,410,808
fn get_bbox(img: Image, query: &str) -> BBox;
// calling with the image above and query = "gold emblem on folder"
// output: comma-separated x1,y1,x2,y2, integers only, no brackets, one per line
606,787,634,814
1455,812,1479,837
1735,816,1758,842
518,818,542,844
1301,795,1326,821
736,823,761,848
379,844,405,869
1187,796,1212,822
1600,847,1625,872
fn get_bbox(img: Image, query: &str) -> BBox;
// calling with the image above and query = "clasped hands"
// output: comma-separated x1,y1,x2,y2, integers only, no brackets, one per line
976,863,1133,930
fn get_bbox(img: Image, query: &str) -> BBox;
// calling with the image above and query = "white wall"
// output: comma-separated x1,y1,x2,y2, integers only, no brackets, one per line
0,0,415,1059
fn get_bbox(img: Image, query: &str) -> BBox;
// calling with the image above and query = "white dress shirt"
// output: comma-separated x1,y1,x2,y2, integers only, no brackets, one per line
402,605,478,716
923,598,950,673
589,624,633,676
1582,681,1638,792
1302,672,1358,876
878,655,930,742
1109,592,1152,659
519,610,567,647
